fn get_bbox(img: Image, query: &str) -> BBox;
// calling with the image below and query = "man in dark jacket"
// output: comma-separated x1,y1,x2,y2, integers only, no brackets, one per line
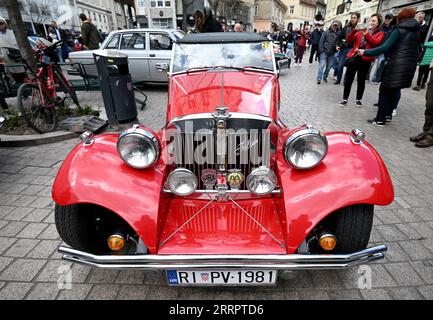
316,21,339,84
309,23,323,64
79,14,100,50
335,12,360,84
359,8,421,125
192,9,222,33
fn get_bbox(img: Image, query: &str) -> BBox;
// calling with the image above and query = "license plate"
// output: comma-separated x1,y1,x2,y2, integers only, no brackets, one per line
166,270,277,286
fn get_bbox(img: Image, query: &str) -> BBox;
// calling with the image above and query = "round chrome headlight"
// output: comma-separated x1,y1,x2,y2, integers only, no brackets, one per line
284,127,328,169
117,126,160,169
167,168,198,196
246,166,277,195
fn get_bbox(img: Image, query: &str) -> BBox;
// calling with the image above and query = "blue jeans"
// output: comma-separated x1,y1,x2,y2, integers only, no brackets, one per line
317,52,335,81
336,48,350,83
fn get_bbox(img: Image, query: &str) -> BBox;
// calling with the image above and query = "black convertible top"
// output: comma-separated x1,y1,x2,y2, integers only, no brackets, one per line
177,32,268,44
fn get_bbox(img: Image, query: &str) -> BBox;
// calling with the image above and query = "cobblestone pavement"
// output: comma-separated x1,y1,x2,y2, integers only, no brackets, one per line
1,61,433,300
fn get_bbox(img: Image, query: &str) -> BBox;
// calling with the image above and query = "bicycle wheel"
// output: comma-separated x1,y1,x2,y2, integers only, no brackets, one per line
54,69,80,107
17,83,58,133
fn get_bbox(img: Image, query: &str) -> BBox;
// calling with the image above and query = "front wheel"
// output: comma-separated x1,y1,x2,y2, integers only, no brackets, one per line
17,83,58,133
331,204,374,253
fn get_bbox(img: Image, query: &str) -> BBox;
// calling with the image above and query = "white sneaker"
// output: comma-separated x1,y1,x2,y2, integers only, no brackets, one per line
392,109,397,117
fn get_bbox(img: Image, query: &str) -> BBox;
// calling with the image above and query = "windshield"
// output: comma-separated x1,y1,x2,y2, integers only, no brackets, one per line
172,42,275,73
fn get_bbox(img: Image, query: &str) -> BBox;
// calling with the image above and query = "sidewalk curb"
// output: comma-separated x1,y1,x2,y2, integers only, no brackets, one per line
0,131,79,147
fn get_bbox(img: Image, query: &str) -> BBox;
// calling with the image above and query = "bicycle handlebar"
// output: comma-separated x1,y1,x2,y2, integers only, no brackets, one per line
35,39,65,55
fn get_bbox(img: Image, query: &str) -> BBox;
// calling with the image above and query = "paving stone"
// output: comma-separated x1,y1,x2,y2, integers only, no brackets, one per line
86,269,120,284
409,260,433,284
393,209,423,223
376,225,407,242
21,185,46,196
36,260,72,283
399,240,433,260
387,287,425,300
360,289,392,300
310,270,345,290
0,256,13,273
4,184,29,194
0,237,17,255
115,270,145,284
16,223,48,239
384,243,410,262
0,282,33,300
37,224,59,240
115,285,150,300
395,224,423,240
4,207,34,221
0,259,46,282
0,221,28,237
295,290,331,300
408,222,433,238
384,262,425,286
87,284,120,300
26,240,60,259
418,286,433,299
3,239,40,257
11,195,39,208
28,197,54,209
327,289,362,300
21,208,51,223
26,282,60,300
0,206,14,219
56,284,93,300
0,220,7,230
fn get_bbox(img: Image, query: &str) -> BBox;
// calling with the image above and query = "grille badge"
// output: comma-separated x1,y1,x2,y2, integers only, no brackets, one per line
227,169,244,189
201,169,217,190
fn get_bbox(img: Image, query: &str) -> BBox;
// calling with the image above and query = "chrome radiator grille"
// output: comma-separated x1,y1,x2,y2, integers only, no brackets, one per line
170,116,275,191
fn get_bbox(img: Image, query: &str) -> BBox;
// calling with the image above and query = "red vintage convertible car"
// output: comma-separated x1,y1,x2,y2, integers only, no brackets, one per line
53,33,394,286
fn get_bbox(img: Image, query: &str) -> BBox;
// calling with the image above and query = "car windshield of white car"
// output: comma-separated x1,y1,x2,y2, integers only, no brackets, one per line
172,42,274,73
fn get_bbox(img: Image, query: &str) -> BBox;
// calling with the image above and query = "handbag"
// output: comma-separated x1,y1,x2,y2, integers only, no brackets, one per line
344,55,357,67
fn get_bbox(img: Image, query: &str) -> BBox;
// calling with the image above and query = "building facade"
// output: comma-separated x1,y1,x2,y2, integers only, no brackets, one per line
253,0,288,32
282,0,325,30
325,0,379,27
135,0,176,29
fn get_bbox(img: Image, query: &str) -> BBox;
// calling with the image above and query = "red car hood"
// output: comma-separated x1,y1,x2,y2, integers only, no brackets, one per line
166,71,278,120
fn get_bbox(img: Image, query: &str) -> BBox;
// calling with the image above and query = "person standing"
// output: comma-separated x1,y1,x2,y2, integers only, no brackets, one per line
0,16,25,84
234,23,243,32
340,14,384,107
417,11,429,43
358,8,421,126
372,14,396,84
413,35,433,91
316,21,339,84
410,59,433,147
309,23,323,64
295,25,310,66
79,14,100,50
335,12,360,85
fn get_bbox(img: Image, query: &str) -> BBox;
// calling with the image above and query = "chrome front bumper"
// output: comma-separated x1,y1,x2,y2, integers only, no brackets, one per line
58,245,386,270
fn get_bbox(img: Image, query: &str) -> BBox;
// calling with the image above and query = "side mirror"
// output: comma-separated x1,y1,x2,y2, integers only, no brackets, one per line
155,63,169,72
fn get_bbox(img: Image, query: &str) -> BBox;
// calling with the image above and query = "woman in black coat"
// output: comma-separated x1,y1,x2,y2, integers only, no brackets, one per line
358,8,421,125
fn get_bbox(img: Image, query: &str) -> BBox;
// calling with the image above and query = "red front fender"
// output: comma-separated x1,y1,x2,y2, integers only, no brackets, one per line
52,134,168,253
276,131,394,253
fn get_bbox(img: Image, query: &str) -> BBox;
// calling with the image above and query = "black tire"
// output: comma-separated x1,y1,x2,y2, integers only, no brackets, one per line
55,204,107,254
331,204,374,253
17,83,58,133
54,69,80,107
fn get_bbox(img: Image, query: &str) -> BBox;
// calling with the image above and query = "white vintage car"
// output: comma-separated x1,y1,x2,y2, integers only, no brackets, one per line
69,28,184,83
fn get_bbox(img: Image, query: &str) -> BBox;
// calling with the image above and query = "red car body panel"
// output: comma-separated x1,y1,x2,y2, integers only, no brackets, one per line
52,128,393,254
166,72,279,121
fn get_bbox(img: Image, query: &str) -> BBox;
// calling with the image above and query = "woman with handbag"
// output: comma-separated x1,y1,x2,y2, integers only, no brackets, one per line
340,14,384,107
357,8,421,126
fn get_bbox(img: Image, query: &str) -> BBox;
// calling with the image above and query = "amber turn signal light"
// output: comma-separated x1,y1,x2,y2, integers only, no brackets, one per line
107,234,126,251
319,234,337,251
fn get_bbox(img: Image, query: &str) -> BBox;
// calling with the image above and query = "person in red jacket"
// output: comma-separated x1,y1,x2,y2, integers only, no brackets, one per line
340,14,385,107
295,25,310,66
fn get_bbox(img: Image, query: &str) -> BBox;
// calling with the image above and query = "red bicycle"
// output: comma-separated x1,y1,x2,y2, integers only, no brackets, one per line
17,39,79,133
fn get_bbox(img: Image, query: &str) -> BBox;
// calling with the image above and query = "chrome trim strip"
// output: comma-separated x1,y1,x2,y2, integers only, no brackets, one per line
162,189,281,194
167,112,274,126
58,245,387,270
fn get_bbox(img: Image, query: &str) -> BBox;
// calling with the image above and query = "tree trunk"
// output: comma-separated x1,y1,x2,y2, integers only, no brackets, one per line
5,0,38,72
